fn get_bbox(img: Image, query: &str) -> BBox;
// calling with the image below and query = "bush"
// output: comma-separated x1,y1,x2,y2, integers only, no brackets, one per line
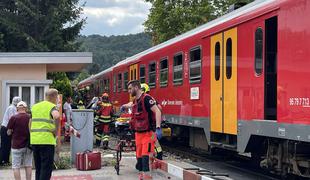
54,155,71,169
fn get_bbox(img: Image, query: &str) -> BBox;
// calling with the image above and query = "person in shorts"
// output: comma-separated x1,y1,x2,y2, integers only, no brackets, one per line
7,101,32,180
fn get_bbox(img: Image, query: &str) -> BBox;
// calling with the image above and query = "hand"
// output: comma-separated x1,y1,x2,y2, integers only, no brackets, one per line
156,128,162,140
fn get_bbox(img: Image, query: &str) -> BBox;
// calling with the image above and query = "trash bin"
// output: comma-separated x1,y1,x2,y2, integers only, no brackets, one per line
70,109,94,164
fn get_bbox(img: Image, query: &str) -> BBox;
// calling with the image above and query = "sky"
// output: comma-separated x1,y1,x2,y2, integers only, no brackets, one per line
80,0,151,36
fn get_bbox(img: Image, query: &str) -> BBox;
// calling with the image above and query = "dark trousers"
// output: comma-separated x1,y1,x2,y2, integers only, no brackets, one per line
32,145,55,180
0,126,11,164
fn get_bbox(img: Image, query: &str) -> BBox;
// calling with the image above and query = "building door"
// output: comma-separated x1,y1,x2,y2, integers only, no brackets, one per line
210,27,238,135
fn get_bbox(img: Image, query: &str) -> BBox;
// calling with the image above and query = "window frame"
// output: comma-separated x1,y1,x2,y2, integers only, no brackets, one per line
123,71,128,91
117,73,122,92
226,38,232,80
255,27,264,76
148,61,156,88
173,52,184,86
189,46,202,84
113,74,117,93
215,42,221,81
139,65,146,83
159,57,168,87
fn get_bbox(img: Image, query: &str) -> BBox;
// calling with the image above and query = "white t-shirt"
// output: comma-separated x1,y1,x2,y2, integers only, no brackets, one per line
1,104,17,127
63,102,72,120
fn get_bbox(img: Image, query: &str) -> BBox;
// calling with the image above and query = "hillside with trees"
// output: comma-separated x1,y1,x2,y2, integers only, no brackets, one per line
77,33,152,76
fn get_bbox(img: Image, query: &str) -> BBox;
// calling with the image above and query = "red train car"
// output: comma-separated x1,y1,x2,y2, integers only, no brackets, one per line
78,0,310,177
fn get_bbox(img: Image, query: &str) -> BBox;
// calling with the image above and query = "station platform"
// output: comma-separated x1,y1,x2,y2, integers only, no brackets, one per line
0,156,180,180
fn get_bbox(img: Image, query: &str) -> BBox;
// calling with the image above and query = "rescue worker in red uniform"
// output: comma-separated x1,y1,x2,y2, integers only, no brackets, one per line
141,83,163,160
95,93,114,149
127,80,162,179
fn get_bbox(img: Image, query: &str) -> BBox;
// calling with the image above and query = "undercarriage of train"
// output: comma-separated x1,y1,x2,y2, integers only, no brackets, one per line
259,139,310,178
168,125,310,178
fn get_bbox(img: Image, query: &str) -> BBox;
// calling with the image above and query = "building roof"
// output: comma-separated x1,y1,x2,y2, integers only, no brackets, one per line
0,52,92,72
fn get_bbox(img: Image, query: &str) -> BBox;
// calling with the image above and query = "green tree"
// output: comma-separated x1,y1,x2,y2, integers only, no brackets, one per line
0,0,85,52
210,0,253,17
0,0,85,97
48,72,73,100
144,0,254,45
72,70,90,87
144,0,212,45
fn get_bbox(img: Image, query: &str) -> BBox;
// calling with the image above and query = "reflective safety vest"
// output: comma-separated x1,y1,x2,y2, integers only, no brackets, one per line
98,102,113,123
30,101,57,145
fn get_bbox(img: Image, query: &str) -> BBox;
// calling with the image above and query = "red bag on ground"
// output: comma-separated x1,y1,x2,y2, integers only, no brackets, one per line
76,151,101,171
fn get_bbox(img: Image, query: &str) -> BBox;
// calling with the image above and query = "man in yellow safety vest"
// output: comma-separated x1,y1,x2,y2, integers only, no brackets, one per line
30,88,60,180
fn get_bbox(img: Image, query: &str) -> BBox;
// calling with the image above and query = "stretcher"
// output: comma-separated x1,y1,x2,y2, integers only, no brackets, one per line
114,114,135,175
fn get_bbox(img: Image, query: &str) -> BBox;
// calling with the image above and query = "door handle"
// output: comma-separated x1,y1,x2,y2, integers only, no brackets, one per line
220,96,223,101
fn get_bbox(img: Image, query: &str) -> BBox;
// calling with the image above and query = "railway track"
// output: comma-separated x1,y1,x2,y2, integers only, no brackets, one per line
161,144,283,180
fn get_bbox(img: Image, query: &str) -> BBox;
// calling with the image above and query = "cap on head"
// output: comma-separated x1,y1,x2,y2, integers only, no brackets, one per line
141,83,150,93
17,101,27,108
12,96,22,106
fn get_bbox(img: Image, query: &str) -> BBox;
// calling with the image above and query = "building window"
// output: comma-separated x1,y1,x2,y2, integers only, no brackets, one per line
35,86,44,103
9,86,19,104
117,73,122,92
160,58,168,87
226,38,232,79
21,87,30,106
140,65,146,83
215,42,221,81
255,28,263,75
173,53,183,85
189,47,202,83
113,75,116,93
123,72,128,91
149,62,156,88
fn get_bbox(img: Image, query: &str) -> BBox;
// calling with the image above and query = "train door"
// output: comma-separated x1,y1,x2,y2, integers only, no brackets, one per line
264,16,277,120
211,27,238,135
129,64,138,101
129,64,138,81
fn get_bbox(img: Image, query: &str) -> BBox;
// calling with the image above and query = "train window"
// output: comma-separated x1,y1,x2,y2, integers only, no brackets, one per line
226,38,232,79
149,62,156,88
160,58,168,87
255,28,263,75
173,53,183,85
104,79,110,92
123,72,128,91
117,73,122,92
113,75,116,93
215,42,221,81
99,80,103,94
189,47,201,83
140,65,146,83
